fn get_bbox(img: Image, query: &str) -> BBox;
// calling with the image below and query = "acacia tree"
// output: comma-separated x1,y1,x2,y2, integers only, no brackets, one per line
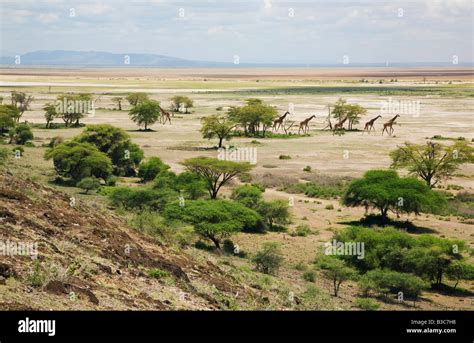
112,97,123,110
342,169,442,221
346,104,367,130
170,95,193,113
164,199,262,249
74,124,144,176
43,103,58,128
129,99,161,130
227,99,278,137
315,255,357,297
126,93,149,106
390,141,474,188
45,141,112,181
182,157,253,199
0,105,17,134
200,115,236,148
11,91,33,122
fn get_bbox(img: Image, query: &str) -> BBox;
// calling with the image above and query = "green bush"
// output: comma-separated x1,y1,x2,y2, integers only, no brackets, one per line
9,124,33,145
252,242,284,275
0,147,9,165
109,186,177,210
279,155,291,160
45,141,113,181
77,177,101,194
334,226,468,286
138,157,170,182
147,268,170,279
231,184,264,209
164,199,264,249
28,260,45,288
291,224,312,237
302,270,316,282
356,298,380,311
359,269,428,299
106,175,118,186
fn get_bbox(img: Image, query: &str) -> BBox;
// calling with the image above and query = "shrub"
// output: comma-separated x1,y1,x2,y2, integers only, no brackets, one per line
315,255,357,297
74,124,144,176
359,269,427,300
109,187,177,211
325,204,334,210
231,184,264,209
343,169,446,220
147,268,170,279
106,175,118,186
164,199,264,249
302,270,316,282
28,260,45,288
356,298,380,311
0,147,9,165
77,177,101,194
279,155,291,160
138,157,170,182
257,200,291,231
9,124,33,145
252,242,284,275
48,136,64,148
303,165,312,172
291,224,312,237
44,141,113,181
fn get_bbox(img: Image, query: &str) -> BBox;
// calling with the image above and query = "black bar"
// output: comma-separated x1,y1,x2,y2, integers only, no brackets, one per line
0,311,472,339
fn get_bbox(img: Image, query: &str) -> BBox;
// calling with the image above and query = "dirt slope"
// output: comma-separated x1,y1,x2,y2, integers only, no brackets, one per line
0,172,253,310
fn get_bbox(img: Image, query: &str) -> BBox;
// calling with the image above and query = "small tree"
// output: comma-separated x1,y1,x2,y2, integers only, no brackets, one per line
182,97,194,113
126,92,149,106
200,115,236,148
112,97,123,110
342,169,442,221
45,141,113,181
231,184,264,209
129,99,161,130
77,177,101,194
11,91,33,122
138,157,170,182
74,124,144,176
252,242,284,274
182,157,253,199
390,141,474,188
8,124,33,145
43,103,58,128
346,104,367,130
315,255,357,297
446,261,474,289
257,200,291,230
164,199,262,249
0,105,17,134
169,95,185,112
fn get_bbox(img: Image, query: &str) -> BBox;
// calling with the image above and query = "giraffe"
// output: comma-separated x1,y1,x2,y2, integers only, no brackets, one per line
332,116,348,135
160,107,171,125
273,111,290,132
298,115,316,134
382,114,400,136
363,115,382,134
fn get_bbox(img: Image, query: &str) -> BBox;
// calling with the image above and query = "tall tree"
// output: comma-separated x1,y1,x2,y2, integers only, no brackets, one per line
182,157,253,199
129,100,161,130
390,141,474,188
200,115,236,148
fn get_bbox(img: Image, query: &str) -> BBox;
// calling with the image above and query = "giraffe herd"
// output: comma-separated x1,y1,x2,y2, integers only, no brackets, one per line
272,111,401,136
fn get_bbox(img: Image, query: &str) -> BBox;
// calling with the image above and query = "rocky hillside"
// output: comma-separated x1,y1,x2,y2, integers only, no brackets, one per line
0,172,254,310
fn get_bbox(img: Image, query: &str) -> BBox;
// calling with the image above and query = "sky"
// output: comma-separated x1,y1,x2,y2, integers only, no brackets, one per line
0,0,473,64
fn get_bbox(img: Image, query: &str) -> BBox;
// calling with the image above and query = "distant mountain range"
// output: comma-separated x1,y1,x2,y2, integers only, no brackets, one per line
0,50,471,68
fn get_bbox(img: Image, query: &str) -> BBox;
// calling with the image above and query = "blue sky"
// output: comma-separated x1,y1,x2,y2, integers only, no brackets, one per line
0,0,473,64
